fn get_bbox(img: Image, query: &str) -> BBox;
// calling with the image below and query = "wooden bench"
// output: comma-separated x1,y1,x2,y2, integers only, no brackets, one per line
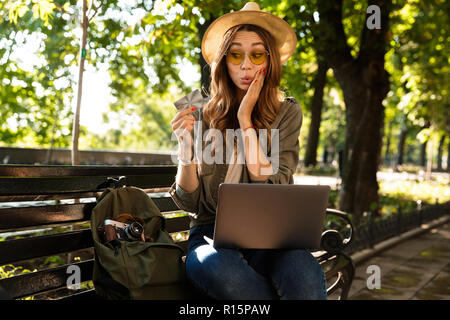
0,165,355,300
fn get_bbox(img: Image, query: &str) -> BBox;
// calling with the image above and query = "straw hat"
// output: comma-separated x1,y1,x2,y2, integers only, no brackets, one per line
201,2,297,65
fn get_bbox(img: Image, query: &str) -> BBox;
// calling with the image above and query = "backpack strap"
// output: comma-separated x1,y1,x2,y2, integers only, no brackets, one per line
95,176,129,202
96,176,128,190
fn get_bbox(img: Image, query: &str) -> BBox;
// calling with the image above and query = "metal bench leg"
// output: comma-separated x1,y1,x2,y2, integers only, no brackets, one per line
324,253,355,300
337,254,355,300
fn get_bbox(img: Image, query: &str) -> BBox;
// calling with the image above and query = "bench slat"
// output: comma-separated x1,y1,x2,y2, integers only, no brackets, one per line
0,187,171,203
165,215,190,233
58,288,102,300
0,174,175,195
0,217,190,265
0,260,93,299
0,229,93,265
0,240,188,299
0,165,177,177
0,193,99,203
0,197,181,231
152,197,180,213
0,203,95,231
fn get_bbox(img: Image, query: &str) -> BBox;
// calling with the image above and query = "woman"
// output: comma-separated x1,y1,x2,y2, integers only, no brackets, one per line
169,2,326,300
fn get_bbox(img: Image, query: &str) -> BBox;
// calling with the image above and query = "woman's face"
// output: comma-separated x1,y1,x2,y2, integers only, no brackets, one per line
225,31,268,95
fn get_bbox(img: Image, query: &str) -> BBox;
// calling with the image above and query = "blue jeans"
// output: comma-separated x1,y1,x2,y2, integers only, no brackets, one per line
185,223,327,300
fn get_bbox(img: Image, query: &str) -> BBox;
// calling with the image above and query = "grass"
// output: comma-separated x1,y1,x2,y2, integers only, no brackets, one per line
298,164,338,176
379,179,450,206
0,264,36,279
319,167,449,220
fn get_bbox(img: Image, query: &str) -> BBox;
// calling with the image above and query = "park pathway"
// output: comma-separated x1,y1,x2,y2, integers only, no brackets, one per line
295,172,449,299
294,170,449,187
347,220,450,300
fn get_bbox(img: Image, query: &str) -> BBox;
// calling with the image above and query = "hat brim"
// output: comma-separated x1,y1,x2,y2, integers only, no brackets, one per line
201,10,297,65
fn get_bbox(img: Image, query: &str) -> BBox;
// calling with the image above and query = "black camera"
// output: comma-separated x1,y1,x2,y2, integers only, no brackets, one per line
103,219,144,242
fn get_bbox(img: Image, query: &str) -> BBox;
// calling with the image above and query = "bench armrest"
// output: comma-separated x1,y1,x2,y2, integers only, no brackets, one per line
319,208,354,254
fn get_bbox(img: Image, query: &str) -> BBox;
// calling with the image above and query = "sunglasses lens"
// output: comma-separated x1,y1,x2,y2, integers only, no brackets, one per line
250,51,268,65
227,51,244,65
227,50,268,65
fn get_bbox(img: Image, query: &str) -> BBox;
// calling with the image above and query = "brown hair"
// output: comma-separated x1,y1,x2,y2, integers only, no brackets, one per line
202,24,284,150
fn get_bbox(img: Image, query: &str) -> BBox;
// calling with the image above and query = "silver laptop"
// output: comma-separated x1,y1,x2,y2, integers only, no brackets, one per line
212,183,330,250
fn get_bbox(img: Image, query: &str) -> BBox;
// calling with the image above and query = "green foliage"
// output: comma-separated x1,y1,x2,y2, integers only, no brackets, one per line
0,263,36,279
266,0,317,110
80,88,181,151
322,170,449,214
302,164,338,177
328,189,339,208
383,0,449,164
318,78,346,154
43,255,66,267
379,177,450,206
1,0,76,147
0,0,448,166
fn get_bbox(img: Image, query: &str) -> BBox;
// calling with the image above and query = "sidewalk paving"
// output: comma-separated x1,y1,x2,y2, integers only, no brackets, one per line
293,172,449,300
347,221,450,300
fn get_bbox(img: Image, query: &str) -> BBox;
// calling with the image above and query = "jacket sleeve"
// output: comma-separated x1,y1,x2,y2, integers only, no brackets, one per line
169,108,203,213
250,98,303,185
169,178,201,213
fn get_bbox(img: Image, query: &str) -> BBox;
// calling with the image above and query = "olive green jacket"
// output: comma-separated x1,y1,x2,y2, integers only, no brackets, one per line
169,97,303,228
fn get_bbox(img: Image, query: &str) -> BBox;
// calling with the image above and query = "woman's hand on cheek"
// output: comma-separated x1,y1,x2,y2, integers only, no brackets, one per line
237,67,266,123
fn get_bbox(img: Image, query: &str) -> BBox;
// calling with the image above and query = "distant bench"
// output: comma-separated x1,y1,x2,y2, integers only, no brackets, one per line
0,165,355,300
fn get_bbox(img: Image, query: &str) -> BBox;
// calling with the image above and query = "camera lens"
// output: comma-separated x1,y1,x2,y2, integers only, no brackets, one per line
125,222,144,241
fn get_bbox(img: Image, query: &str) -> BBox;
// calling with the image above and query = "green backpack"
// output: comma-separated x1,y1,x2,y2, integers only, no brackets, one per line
91,185,191,300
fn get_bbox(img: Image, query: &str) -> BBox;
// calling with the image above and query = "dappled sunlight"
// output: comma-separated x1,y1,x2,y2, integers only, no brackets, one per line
379,179,450,205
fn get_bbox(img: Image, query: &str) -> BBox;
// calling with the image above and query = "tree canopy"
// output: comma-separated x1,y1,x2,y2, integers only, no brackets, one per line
1,0,448,219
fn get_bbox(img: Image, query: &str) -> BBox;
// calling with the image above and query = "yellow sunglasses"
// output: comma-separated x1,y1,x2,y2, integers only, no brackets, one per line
225,50,270,65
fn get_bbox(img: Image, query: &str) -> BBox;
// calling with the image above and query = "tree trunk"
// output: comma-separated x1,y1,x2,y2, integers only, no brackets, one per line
383,121,392,166
335,64,388,223
45,109,59,165
447,138,450,172
396,127,407,168
436,135,445,171
71,0,88,165
316,0,392,223
420,141,427,167
351,71,387,219
322,149,328,164
304,60,328,167
425,138,434,180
